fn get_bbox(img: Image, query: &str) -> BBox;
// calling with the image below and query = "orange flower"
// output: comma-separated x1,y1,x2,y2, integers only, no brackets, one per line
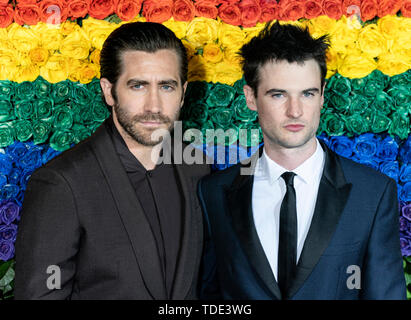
142,0,173,23
323,0,343,20
0,4,14,28
218,2,242,26
115,0,142,21
194,0,219,19
360,0,378,21
68,0,90,19
173,0,196,21
304,0,323,19
279,0,305,21
89,0,114,20
259,0,279,22
14,3,40,25
378,0,402,17
402,0,411,17
239,0,261,28
39,0,69,24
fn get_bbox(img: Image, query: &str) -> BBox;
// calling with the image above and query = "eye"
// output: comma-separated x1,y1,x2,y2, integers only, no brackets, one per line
131,84,143,90
303,91,315,97
271,93,284,99
161,84,174,91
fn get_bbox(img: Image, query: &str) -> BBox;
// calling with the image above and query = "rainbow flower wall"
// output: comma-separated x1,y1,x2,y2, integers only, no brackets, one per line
0,0,410,299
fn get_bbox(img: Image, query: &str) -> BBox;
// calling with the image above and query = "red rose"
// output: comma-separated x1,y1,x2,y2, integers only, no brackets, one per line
173,0,195,21
89,0,114,19
15,0,38,4
14,3,40,25
218,2,242,25
39,0,68,24
259,0,279,22
142,0,172,23
401,0,411,17
304,0,323,19
68,0,90,19
115,0,142,21
194,0,219,19
0,0,9,6
239,0,261,27
279,0,305,21
0,4,13,28
360,0,378,21
378,0,402,17
323,0,343,19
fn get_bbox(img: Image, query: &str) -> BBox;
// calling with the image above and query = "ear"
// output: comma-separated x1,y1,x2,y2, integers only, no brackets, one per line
100,78,115,107
243,85,257,111
180,81,188,108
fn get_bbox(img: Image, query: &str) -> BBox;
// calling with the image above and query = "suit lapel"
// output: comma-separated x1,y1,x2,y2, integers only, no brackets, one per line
226,150,282,300
90,121,167,299
287,142,352,299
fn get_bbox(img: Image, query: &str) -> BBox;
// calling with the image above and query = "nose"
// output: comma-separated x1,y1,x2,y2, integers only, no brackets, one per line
144,88,162,114
286,96,303,119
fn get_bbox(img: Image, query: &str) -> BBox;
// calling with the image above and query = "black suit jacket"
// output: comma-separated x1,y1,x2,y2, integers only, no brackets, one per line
14,119,210,299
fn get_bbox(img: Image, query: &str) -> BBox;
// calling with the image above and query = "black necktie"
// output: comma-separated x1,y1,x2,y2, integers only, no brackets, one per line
278,171,297,298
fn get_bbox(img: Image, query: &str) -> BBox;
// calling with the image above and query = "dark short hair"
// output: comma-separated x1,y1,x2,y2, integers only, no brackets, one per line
239,22,330,95
100,22,188,88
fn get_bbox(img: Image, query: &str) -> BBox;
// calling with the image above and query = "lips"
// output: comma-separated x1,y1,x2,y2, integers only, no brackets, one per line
284,124,305,132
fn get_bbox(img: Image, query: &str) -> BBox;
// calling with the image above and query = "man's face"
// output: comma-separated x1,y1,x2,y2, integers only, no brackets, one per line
101,49,187,147
244,59,324,152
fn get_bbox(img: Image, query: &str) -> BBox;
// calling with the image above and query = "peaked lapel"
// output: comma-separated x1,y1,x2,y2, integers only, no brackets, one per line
287,142,352,299
90,120,167,299
226,149,282,300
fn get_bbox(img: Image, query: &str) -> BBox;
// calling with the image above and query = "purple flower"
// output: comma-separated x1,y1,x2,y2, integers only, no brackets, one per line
399,216,410,233
400,182,411,202
402,203,411,222
0,224,18,242
399,236,411,257
0,201,20,225
0,240,14,261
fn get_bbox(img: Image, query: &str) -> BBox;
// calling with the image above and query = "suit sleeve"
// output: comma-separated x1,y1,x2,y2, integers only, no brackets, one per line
197,179,222,300
361,179,407,300
14,168,81,300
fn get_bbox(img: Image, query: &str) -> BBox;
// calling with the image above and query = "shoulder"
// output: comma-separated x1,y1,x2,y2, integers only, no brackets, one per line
199,162,242,190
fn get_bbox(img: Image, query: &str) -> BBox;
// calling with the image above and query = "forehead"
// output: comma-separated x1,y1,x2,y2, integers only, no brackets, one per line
258,59,322,90
118,49,181,81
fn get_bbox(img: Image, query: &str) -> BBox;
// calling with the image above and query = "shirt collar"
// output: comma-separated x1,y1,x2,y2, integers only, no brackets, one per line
256,139,325,185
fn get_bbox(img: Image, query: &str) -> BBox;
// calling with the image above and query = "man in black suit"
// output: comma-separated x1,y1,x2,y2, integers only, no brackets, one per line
14,22,209,299
198,22,406,299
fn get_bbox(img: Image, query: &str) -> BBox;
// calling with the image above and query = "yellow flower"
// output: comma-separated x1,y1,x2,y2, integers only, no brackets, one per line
202,43,223,64
31,22,63,51
185,17,219,49
60,20,81,37
378,15,402,40
357,24,387,58
182,39,196,60
60,29,91,60
223,47,242,66
212,61,242,85
218,23,245,50
331,16,359,53
82,18,117,50
29,47,49,66
307,15,337,39
0,28,7,40
337,52,377,78
325,46,339,74
40,54,70,83
89,49,101,65
188,55,213,82
0,40,17,80
377,53,411,77
162,18,188,39
243,23,265,44
14,64,40,83
69,61,100,84
8,23,40,52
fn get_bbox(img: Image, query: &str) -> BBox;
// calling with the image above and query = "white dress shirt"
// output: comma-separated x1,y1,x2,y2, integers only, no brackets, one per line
252,139,325,280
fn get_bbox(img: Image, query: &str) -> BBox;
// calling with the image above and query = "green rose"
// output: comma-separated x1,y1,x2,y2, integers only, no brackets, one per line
52,80,72,104
0,123,15,147
71,84,93,107
72,123,92,144
344,114,368,136
88,78,102,96
50,130,74,152
13,119,32,142
389,71,410,89
321,113,345,136
328,74,351,97
53,107,74,130
201,120,215,144
77,104,95,125
34,97,54,120
371,111,391,133
181,101,209,125
219,123,239,146
363,70,389,97
387,87,410,109
0,100,15,122
34,77,52,99
388,111,410,140
185,81,210,104
206,83,236,108
15,81,35,101
233,77,247,95
232,95,257,122
328,93,351,114
88,122,103,134
14,100,35,120
0,81,14,100
372,91,395,115
210,107,233,130
237,121,261,147
32,120,52,144
351,77,367,94
348,93,369,115
91,99,110,123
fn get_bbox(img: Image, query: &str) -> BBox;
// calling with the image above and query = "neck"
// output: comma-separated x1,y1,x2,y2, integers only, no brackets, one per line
264,138,317,171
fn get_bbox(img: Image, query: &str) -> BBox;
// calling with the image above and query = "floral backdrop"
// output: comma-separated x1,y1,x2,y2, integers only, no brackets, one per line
0,0,410,300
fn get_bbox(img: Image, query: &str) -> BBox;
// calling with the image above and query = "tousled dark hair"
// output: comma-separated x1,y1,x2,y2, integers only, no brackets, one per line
239,22,330,96
100,22,188,92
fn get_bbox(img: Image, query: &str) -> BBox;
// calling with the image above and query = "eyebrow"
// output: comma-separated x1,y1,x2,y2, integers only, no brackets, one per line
265,88,320,95
126,79,179,87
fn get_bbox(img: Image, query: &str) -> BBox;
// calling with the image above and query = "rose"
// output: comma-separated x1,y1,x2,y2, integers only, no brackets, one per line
19,143,44,171
378,53,410,77
0,184,20,201
402,0,411,17
183,101,209,125
0,81,14,101
72,123,92,144
89,0,114,19
400,182,411,202
360,0,378,21
212,61,242,85
0,239,14,260
201,43,223,63
347,94,368,115
0,101,14,122
379,160,399,182
399,136,411,164
303,0,322,19
194,0,219,19
321,113,345,136
32,120,52,144
28,47,49,67
40,54,70,83
68,0,90,18
115,0,142,21
91,99,110,122
173,0,195,21
279,0,304,21
185,81,210,104
239,0,261,28
34,97,54,120
53,108,74,130
387,87,410,109
353,133,378,159
371,111,391,133
218,2,242,26
399,216,410,233
378,0,402,17
52,80,72,104
233,77,246,95
237,121,261,147
323,0,343,20
88,78,102,96
14,100,34,120
259,0,279,22
329,136,354,158
327,74,351,97
402,203,411,222
232,95,257,122
39,0,68,24
186,17,219,48
50,130,74,151
142,0,173,23
0,153,12,177
42,146,61,164
15,81,35,102
351,77,367,94
82,18,116,50
210,108,234,132
60,30,91,60
77,63,100,84
0,174,6,189
390,72,411,89
217,23,245,51
344,114,368,136
338,54,377,79
328,93,350,114
14,119,33,142
14,3,40,25
206,83,236,108
0,4,14,28
388,111,410,140
72,84,93,107
400,237,411,256
357,24,386,58
399,165,411,184
373,91,394,116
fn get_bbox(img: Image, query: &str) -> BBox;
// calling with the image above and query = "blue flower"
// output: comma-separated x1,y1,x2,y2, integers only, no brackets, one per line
399,182,411,202
353,133,378,159
0,224,17,242
399,164,411,184
6,141,28,161
329,136,354,158
42,146,61,164
399,236,411,257
0,201,20,225
378,161,399,182
0,152,13,177
0,184,19,201
402,202,411,223
376,136,399,161
0,239,14,261
0,174,6,188
399,136,411,164
19,143,43,171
